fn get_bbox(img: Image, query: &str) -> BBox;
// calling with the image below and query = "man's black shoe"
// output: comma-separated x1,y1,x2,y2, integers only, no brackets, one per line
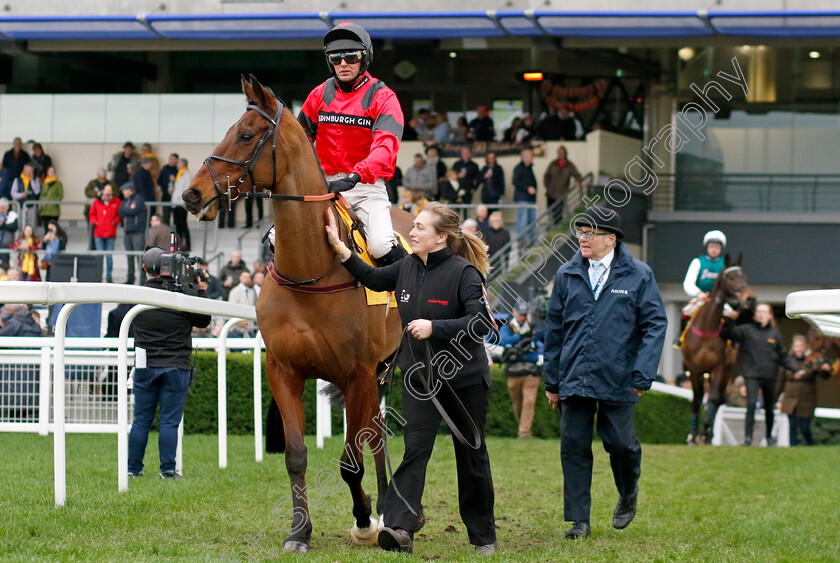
613,487,638,529
159,470,182,480
377,526,413,554
743,436,752,446
127,471,143,478
564,521,591,539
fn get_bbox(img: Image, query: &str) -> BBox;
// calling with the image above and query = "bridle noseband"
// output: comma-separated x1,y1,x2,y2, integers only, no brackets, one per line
201,102,284,218
716,265,746,309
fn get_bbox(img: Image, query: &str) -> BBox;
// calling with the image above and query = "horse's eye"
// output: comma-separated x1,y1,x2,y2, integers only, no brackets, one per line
239,132,254,142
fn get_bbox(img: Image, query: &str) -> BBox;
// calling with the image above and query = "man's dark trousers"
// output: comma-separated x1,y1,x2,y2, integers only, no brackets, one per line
384,382,496,546
560,396,641,522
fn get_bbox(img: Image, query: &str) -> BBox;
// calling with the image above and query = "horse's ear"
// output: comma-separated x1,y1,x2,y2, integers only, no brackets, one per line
736,253,743,266
724,252,731,267
244,74,270,108
241,74,255,98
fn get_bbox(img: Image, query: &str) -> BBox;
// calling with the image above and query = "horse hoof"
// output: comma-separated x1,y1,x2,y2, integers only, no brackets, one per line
350,517,379,546
283,540,310,553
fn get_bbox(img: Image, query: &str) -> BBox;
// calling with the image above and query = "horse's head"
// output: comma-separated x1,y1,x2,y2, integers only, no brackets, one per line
183,75,291,221
717,253,756,311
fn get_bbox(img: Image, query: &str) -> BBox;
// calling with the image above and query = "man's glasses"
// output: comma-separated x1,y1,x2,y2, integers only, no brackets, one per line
326,50,364,65
574,228,612,241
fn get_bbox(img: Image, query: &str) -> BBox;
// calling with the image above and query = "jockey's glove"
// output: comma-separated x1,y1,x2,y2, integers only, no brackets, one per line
328,172,361,194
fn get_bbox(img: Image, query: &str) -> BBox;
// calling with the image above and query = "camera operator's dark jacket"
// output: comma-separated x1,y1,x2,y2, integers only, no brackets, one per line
133,278,211,370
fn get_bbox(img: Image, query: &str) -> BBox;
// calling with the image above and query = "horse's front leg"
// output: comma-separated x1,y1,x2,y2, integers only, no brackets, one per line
688,368,704,445
703,364,726,442
266,355,312,552
342,372,382,547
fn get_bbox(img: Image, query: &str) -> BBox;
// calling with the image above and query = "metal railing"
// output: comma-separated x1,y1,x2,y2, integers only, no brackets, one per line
649,173,840,213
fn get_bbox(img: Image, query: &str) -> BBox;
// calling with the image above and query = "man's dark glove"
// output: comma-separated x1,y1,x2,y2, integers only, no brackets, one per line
328,172,361,194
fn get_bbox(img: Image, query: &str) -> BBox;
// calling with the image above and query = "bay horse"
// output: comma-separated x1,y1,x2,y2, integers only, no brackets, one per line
681,255,755,445
182,75,413,552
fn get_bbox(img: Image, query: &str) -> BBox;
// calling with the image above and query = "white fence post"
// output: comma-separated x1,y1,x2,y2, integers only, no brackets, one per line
216,318,243,469
253,333,263,463
38,346,51,436
316,379,332,449
53,303,80,508
176,417,184,474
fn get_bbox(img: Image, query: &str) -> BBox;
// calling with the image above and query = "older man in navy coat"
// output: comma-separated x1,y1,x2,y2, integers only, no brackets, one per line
543,206,667,540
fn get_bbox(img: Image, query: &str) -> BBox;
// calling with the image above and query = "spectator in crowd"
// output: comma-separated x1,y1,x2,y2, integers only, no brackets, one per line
11,164,40,227
253,271,265,298
84,169,115,251
778,334,833,446
252,260,266,277
0,304,42,336
402,117,420,141
228,270,257,306
110,141,139,188
2,137,30,187
171,158,192,250
118,183,146,285
512,149,538,243
536,105,577,141
452,146,480,206
414,108,431,141
721,303,802,446
146,214,171,250
478,152,505,208
543,146,582,224
517,115,536,144
468,104,496,142
197,259,222,300
89,185,122,283
219,250,249,300
38,166,63,232
139,143,161,189
41,220,66,281
726,375,748,407
501,301,544,439
431,111,452,144
0,197,19,249
438,169,461,203
462,218,479,235
543,206,667,540
158,153,178,225
404,154,436,200
385,166,403,205
12,224,41,281
425,145,447,186
399,188,429,216
128,247,210,480
4,267,21,281
133,157,156,203
244,179,264,229
474,204,490,239
30,143,52,180
484,211,511,259
452,116,469,144
503,117,523,143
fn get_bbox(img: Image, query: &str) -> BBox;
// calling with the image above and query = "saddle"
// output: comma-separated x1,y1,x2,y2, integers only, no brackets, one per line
332,194,411,307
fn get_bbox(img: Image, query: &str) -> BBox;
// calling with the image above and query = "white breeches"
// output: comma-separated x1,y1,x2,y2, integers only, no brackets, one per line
328,174,396,259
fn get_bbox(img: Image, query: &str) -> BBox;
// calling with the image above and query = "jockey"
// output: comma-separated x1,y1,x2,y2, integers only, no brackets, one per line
297,22,407,266
682,230,727,318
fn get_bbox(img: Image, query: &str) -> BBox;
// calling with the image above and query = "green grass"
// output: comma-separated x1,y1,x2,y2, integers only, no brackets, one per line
1,433,838,561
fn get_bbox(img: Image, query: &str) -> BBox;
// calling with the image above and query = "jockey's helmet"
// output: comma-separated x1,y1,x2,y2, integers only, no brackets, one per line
323,23,373,77
703,230,726,250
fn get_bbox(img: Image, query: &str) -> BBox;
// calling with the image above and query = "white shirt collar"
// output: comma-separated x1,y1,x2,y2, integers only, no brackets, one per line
588,249,615,271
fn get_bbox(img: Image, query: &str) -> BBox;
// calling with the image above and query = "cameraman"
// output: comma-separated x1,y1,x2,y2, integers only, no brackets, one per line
128,247,211,479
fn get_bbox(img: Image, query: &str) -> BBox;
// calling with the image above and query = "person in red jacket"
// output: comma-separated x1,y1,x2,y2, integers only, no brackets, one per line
88,184,122,282
297,22,406,265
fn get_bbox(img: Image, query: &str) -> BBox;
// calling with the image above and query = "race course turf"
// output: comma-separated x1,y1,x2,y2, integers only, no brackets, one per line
2,433,838,561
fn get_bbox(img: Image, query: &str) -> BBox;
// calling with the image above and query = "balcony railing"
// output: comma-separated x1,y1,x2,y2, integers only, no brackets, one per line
649,173,840,213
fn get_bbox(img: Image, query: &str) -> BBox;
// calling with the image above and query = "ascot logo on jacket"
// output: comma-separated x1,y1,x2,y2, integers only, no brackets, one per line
611,289,629,295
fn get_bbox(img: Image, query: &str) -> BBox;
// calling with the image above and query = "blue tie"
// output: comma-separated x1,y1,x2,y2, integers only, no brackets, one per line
590,261,606,300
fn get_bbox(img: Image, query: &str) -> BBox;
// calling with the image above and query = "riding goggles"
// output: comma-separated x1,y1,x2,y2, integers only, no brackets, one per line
326,50,365,65
574,228,612,241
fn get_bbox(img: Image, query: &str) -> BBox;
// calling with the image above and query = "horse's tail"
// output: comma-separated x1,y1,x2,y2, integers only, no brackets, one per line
320,382,346,410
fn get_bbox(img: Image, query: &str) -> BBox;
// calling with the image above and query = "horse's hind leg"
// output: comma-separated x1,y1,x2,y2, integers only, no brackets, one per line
341,373,381,546
688,369,704,445
704,364,728,443
266,355,312,552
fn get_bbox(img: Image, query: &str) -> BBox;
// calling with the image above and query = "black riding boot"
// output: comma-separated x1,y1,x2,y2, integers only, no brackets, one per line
376,244,408,266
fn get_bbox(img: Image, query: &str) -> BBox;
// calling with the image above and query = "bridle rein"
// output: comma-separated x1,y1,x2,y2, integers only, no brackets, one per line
200,96,344,289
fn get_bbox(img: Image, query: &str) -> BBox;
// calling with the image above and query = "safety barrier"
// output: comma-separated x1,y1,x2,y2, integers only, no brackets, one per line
0,281,258,507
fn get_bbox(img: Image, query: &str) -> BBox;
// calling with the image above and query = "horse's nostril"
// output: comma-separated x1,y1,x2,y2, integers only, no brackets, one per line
183,188,201,204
